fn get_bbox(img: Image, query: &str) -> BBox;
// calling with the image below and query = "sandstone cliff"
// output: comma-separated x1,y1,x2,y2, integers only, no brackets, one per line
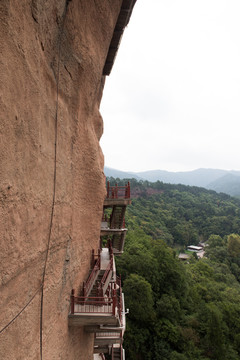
0,1,133,359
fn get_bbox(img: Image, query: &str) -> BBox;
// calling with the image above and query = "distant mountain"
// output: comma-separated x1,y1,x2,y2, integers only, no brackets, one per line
104,167,143,180
135,168,228,187
104,167,240,197
207,173,240,198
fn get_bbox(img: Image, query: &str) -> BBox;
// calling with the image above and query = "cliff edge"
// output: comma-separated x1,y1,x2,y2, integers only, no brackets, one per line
0,1,135,358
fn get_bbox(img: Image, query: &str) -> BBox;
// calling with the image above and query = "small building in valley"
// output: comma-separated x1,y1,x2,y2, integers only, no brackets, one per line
187,245,203,252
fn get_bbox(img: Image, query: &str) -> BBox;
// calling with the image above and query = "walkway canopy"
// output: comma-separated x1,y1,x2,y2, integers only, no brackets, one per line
103,0,137,75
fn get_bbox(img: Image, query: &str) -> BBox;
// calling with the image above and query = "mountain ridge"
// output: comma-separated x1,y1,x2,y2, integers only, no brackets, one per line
104,166,240,197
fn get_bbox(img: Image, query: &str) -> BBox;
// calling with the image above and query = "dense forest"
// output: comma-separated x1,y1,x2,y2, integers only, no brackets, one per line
108,178,240,360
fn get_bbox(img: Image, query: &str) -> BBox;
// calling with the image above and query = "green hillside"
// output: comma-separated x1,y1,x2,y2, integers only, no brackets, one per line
108,178,240,360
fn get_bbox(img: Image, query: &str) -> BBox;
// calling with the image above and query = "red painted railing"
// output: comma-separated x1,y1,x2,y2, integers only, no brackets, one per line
106,182,130,199
111,345,123,360
91,248,101,268
82,249,101,297
96,331,121,339
116,276,122,325
98,255,113,297
99,243,113,291
70,288,122,319
102,214,126,229
70,294,114,314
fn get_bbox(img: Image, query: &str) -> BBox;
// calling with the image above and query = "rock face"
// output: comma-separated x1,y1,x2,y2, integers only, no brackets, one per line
0,1,124,359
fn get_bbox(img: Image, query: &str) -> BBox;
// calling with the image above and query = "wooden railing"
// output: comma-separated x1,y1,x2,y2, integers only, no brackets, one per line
95,331,122,340
70,293,114,314
106,182,130,199
111,345,124,360
82,249,101,297
122,346,125,360
98,255,113,297
97,242,113,295
91,248,101,268
70,288,122,319
101,257,113,285
102,215,126,230
116,276,122,325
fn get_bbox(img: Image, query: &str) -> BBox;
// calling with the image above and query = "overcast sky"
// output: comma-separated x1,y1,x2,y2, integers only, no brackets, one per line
100,0,240,173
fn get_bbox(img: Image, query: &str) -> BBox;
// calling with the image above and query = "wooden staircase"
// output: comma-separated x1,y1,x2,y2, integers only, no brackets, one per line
101,182,131,255
110,206,126,229
112,346,121,360
111,233,125,254
69,182,131,357
88,270,105,298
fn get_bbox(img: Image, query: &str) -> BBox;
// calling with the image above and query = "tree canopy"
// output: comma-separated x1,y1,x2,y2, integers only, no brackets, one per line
109,178,240,359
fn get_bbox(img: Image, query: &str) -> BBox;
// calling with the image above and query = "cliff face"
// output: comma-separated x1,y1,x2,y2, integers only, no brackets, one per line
0,1,122,358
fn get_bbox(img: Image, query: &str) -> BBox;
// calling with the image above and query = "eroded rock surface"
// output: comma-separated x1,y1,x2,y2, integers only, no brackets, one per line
0,1,122,358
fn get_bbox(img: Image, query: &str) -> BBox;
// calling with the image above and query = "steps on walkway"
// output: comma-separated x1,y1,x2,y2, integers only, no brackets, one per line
88,270,105,298
111,206,126,229
112,347,121,360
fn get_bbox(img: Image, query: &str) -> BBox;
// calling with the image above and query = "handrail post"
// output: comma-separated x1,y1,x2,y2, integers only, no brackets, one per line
120,288,122,324
128,182,130,198
97,282,101,298
112,289,116,316
70,289,75,314
109,241,113,257
115,183,118,198
107,181,110,198
82,281,86,297
98,248,101,269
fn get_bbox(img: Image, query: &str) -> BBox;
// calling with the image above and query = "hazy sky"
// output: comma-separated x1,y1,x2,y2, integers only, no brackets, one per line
100,0,240,173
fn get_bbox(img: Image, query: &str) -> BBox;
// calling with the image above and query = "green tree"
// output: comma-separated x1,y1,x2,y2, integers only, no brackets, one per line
204,304,227,360
123,274,155,324
207,234,224,248
227,234,240,258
